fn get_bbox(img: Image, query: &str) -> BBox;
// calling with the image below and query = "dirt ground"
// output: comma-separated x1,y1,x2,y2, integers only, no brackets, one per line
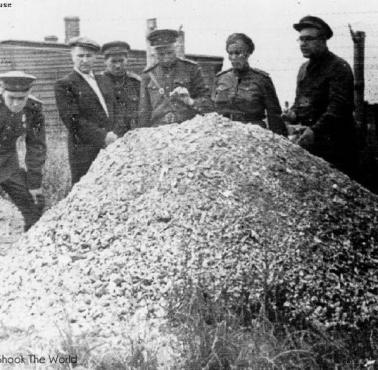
0,197,23,255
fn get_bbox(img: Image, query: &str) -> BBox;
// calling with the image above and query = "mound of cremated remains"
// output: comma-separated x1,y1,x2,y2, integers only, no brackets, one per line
0,113,377,361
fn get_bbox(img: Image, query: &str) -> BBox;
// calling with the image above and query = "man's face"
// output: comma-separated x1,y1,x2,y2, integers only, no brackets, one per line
298,28,327,58
3,90,30,113
155,44,177,67
227,41,251,70
105,54,128,76
71,46,96,73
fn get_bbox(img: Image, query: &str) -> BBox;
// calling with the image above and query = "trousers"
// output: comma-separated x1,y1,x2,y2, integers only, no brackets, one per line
1,168,43,231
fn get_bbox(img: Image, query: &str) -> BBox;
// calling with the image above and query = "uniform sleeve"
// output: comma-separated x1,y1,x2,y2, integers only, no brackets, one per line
25,105,47,189
312,62,354,135
262,76,287,136
189,65,213,113
129,80,141,129
211,76,218,102
54,79,107,147
138,74,152,127
291,63,307,116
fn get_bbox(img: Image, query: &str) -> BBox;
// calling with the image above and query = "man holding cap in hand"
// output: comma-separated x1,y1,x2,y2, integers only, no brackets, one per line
284,16,357,177
139,29,212,127
101,41,141,135
0,71,46,231
55,36,116,185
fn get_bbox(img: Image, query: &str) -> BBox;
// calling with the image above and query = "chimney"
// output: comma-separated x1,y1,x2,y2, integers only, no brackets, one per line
146,18,157,67
176,26,185,59
44,35,58,43
64,16,80,43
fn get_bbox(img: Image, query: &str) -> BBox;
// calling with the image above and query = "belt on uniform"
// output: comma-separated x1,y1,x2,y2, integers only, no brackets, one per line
222,112,266,127
296,118,314,127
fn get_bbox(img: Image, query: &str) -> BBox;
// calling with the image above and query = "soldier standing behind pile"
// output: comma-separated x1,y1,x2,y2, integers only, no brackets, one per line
212,33,287,135
54,37,117,185
284,16,357,177
101,41,141,134
138,29,212,127
0,72,46,231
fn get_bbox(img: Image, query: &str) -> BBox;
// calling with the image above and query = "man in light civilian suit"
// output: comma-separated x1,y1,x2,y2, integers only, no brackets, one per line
54,36,117,185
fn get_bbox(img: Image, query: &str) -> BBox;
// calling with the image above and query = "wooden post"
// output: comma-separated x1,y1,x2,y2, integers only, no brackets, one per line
349,25,366,129
146,18,157,67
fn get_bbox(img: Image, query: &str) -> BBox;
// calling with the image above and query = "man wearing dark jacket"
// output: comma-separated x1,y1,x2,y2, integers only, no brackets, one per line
55,36,116,185
0,71,46,231
285,16,357,177
101,41,141,134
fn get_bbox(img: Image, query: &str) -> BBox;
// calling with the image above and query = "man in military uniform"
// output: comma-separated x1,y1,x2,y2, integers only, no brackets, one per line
138,29,212,127
212,33,287,135
0,71,46,231
284,16,357,177
101,41,141,134
55,36,117,185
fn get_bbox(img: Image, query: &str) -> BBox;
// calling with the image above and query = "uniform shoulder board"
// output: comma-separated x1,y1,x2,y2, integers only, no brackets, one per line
216,68,232,77
127,71,142,82
143,63,158,73
27,95,43,108
178,57,197,65
250,67,270,77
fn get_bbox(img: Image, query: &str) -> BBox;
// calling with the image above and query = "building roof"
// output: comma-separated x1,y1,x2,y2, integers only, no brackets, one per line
0,40,223,61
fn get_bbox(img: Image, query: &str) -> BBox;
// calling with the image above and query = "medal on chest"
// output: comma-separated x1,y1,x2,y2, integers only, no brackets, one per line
22,113,26,129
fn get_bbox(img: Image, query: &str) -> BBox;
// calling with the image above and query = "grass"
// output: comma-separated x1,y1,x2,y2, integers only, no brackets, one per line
41,129,71,209
167,288,378,370
1,307,375,370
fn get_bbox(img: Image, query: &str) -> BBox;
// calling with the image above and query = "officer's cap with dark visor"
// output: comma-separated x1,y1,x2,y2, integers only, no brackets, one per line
0,71,36,92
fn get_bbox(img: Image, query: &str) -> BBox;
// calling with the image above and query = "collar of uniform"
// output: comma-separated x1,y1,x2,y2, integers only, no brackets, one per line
308,48,332,66
105,70,127,82
233,64,251,78
160,58,178,72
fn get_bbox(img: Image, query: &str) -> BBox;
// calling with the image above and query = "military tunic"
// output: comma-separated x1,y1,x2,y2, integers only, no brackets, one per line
103,71,141,134
138,58,212,127
291,50,357,174
0,95,46,230
212,66,287,135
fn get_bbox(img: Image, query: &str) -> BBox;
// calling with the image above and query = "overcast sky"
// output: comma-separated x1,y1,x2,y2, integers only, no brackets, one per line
1,0,378,103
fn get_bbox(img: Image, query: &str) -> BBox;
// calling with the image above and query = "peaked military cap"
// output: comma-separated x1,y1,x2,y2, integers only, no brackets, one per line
147,29,179,47
293,16,333,39
0,71,36,92
102,41,130,56
68,36,100,52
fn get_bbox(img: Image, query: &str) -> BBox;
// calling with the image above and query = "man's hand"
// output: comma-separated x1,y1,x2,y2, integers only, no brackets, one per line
281,109,296,123
286,124,307,142
29,188,43,205
105,131,118,146
295,127,315,148
170,87,194,106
